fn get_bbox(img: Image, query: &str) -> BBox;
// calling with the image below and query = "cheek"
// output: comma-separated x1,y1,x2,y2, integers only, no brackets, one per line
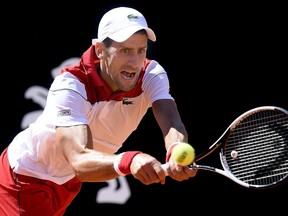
139,57,146,65
138,53,147,62
106,59,122,74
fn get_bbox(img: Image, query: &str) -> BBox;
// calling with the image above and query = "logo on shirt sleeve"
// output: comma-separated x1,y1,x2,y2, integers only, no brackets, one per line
58,109,71,116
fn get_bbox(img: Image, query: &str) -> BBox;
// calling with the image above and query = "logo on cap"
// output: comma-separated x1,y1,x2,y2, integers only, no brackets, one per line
127,14,139,19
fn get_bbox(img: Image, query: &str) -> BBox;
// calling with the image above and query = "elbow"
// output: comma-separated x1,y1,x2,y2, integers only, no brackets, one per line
71,164,86,182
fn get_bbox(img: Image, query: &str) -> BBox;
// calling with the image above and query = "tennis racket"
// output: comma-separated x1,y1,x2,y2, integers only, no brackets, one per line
164,106,288,189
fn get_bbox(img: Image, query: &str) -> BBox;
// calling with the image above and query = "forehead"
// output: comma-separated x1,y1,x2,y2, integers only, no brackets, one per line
111,33,148,48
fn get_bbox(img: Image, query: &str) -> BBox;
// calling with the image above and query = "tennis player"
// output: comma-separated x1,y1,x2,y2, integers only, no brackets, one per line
0,6,197,215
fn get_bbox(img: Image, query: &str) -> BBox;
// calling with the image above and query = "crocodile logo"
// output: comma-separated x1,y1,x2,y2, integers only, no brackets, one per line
122,99,134,105
127,14,139,19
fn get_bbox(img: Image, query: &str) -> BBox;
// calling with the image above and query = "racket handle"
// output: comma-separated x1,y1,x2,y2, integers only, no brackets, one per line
161,163,197,176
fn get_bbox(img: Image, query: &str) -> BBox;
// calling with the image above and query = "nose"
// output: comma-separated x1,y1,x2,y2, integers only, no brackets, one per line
127,53,140,68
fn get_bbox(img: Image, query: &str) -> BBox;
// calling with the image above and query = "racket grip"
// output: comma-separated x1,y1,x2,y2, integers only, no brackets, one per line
161,163,197,176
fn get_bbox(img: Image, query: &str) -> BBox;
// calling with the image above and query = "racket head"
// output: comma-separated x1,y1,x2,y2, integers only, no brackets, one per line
220,106,288,189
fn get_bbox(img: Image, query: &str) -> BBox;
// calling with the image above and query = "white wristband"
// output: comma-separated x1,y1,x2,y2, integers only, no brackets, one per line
113,153,126,176
166,141,182,155
166,141,183,162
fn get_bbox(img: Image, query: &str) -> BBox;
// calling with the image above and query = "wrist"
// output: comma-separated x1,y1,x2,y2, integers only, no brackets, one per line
114,151,142,176
165,142,182,162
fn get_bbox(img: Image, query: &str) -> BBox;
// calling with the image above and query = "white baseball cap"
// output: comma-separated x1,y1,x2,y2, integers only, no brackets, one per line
92,7,156,44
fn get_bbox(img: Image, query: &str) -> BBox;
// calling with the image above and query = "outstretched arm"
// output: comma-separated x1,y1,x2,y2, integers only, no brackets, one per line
56,124,119,182
152,99,188,149
56,124,167,184
152,99,197,180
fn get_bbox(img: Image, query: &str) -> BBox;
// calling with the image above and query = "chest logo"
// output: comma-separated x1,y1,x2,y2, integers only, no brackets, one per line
122,99,134,105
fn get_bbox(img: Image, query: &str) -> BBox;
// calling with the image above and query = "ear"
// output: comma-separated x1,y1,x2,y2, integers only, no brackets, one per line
94,42,104,58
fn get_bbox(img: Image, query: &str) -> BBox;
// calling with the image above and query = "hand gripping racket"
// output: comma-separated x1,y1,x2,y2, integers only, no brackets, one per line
167,106,288,189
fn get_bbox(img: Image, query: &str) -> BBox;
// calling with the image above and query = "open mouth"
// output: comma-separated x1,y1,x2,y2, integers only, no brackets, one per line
121,71,136,80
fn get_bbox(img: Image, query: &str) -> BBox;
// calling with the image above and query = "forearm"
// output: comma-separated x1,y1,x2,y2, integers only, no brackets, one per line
152,99,188,150
71,150,119,182
164,126,188,150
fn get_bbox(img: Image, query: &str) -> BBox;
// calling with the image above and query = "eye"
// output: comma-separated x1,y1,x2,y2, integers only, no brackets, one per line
121,49,130,54
138,48,147,54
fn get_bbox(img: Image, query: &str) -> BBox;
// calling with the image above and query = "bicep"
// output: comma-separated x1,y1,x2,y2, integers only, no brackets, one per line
55,124,93,164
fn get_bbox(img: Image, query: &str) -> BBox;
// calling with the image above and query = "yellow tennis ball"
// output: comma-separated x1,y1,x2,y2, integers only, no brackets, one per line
171,143,195,166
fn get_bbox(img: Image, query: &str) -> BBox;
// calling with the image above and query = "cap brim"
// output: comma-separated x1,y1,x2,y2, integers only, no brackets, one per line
92,38,99,45
109,26,156,42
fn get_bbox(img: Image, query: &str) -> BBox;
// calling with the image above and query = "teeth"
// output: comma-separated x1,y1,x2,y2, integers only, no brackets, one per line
121,71,134,80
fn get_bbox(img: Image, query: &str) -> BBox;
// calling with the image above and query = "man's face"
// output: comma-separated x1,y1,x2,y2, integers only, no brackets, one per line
100,33,148,92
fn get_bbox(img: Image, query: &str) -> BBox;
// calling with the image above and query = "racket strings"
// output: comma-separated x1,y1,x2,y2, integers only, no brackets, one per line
223,109,288,187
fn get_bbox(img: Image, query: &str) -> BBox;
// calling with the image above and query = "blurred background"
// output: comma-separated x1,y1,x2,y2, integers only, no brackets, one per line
2,1,286,215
